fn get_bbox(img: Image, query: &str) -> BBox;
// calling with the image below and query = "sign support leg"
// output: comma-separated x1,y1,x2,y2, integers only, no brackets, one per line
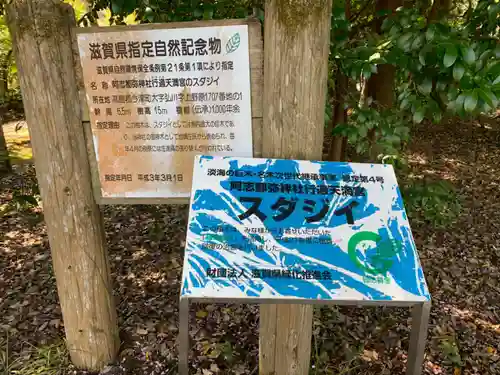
179,297,190,375
406,302,431,375
260,0,333,373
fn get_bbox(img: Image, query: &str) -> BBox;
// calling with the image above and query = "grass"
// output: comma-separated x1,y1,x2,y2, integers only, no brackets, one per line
2,121,32,164
0,336,69,375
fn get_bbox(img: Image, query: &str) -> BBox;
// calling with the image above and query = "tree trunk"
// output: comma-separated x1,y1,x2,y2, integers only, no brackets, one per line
6,1,119,370
364,0,402,160
260,0,332,374
328,66,349,161
328,0,351,162
0,49,12,100
366,64,397,109
428,0,452,21
0,118,11,174
0,49,12,174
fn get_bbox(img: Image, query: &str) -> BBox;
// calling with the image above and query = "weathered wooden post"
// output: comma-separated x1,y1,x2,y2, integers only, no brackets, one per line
260,0,333,374
6,0,119,370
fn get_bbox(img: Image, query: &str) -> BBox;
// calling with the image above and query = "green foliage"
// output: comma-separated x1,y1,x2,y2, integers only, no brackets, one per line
401,179,462,229
328,0,499,160
68,0,500,163
0,339,69,375
312,307,363,374
78,0,493,234
82,0,262,25
0,16,17,102
0,0,493,235
65,0,87,20
200,340,234,362
0,172,41,222
378,155,462,229
384,4,499,120
333,106,410,157
438,336,463,367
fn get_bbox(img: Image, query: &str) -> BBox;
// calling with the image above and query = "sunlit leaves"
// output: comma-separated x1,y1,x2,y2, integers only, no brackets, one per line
144,7,154,22
418,79,432,95
374,1,500,124
86,0,256,24
400,98,410,110
453,64,465,81
454,93,467,112
110,0,137,16
413,107,425,123
464,90,478,112
487,62,500,81
397,33,413,51
443,44,458,68
369,52,381,62
203,4,214,20
476,88,496,109
460,46,476,65
418,46,429,66
425,26,435,42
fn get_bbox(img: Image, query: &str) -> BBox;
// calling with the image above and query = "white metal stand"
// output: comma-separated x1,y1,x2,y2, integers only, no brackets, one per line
178,298,431,375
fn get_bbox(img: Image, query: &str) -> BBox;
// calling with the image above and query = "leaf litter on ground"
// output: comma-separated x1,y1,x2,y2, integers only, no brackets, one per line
0,118,499,374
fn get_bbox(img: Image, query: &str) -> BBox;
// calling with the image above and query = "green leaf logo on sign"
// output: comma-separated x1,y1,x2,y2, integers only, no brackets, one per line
226,33,240,54
348,231,403,275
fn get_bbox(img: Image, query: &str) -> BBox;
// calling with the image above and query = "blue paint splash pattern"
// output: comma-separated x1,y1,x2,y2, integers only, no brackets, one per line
181,156,430,302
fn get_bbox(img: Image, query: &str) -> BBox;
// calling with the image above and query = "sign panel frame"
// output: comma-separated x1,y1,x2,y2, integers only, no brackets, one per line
177,155,431,375
74,19,263,205
181,156,430,303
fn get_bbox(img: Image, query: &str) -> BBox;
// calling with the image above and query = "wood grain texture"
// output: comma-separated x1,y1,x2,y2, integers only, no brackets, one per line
259,303,277,373
261,0,332,161
248,18,264,120
6,1,119,370
274,304,314,374
260,0,332,374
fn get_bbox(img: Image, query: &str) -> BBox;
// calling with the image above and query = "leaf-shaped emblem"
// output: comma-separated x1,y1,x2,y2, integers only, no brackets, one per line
226,33,240,54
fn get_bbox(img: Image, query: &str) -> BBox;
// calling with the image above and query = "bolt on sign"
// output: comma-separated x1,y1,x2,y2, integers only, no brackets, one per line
178,156,431,374
76,22,256,202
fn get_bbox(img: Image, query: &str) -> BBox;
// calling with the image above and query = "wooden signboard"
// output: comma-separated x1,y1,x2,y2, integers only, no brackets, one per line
75,20,263,205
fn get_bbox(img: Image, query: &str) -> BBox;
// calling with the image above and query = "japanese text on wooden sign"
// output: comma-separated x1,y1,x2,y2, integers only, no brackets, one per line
181,156,430,302
77,25,253,199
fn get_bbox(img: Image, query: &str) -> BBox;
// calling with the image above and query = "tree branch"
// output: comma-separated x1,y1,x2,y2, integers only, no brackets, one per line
349,0,373,23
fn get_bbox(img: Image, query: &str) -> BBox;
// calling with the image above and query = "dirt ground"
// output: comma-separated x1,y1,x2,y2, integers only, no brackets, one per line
0,118,499,375
1,121,32,164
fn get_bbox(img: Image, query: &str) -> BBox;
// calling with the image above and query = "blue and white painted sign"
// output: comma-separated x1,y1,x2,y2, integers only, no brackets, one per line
181,156,430,302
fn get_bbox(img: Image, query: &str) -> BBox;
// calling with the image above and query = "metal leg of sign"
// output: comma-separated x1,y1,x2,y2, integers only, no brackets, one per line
406,301,431,375
179,297,190,375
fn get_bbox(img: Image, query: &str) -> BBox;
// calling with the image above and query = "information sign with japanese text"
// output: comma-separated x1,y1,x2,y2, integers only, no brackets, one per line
77,24,253,199
181,156,430,302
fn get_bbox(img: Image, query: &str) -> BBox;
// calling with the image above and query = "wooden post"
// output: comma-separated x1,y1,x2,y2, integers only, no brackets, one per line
6,0,119,370
260,1,332,374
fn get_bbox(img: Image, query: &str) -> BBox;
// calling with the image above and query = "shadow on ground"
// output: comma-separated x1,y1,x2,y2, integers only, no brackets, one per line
0,118,499,374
